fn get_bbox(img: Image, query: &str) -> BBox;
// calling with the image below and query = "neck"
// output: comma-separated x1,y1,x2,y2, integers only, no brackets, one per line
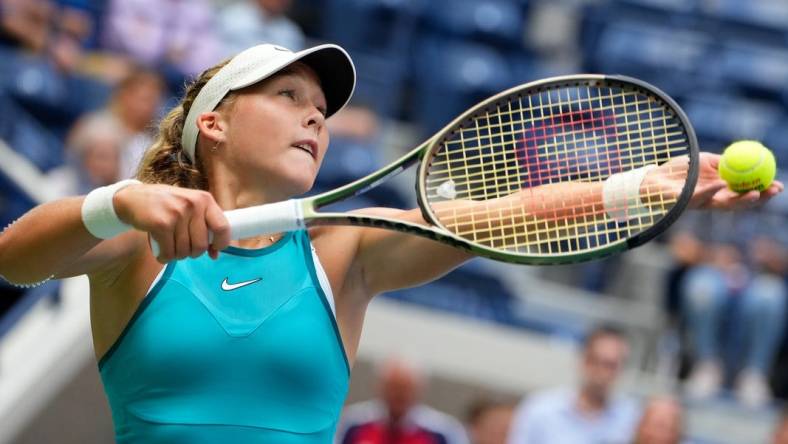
207,166,290,249
576,388,608,415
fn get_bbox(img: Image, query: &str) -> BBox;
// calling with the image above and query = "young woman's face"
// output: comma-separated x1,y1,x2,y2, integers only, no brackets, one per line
221,64,329,197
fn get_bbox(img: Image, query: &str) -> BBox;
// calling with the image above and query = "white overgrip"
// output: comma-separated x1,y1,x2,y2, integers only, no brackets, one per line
225,199,305,240
150,199,305,257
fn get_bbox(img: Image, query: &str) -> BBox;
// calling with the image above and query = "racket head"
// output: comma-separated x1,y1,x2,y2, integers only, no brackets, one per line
416,74,699,264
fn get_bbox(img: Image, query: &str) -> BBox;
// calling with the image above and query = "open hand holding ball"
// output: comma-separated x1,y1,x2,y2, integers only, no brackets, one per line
718,140,777,192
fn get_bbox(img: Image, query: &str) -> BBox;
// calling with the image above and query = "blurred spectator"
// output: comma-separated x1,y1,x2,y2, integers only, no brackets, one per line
1,0,107,74
632,396,685,444
466,397,516,444
681,233,787,408
773,406,788,444
101,0,223,93
507,325,640,444
0,0,55,52
45,112,123,195
335,358,469,444
217,0,305,57
55,67,164,179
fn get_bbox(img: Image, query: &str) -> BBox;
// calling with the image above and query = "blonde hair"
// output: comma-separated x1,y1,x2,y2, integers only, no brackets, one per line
135,60,231,189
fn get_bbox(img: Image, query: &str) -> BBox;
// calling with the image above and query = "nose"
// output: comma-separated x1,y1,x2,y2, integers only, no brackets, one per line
303,106,325,131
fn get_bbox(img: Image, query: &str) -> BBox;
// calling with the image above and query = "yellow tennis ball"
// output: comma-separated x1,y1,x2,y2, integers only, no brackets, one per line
718,140,776,192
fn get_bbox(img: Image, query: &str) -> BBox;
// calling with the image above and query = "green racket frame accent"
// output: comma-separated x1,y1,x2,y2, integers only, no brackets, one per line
298,74,698,265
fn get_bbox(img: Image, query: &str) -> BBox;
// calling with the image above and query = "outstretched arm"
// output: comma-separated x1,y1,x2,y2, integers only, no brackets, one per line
354,152,783,296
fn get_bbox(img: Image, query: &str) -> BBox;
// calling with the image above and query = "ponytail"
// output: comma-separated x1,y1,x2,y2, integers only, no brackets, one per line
135,60,231,189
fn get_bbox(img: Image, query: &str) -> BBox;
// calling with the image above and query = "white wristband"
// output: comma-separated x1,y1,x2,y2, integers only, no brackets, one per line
602,165,657,222
81,179,142,239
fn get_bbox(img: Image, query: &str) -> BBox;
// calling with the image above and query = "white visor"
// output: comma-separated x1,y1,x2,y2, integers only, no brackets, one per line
181,43,356,162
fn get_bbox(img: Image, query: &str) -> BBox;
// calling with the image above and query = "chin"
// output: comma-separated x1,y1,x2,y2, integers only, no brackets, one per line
280,170,318,196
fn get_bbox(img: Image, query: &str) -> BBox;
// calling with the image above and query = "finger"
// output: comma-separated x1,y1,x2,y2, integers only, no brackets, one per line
205,203,231,252
730,190,760,210
151,231,174,263
173,206,192,260
188,203,210,258
704,152,721,170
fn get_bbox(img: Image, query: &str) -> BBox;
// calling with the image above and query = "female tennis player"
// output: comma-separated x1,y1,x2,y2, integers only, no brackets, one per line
0,43,782,443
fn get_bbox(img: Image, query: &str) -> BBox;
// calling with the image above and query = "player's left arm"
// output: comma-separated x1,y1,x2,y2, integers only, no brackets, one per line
354,152,782,297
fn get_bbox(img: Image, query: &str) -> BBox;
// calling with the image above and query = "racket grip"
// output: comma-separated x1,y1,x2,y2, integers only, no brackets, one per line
149,199,305,258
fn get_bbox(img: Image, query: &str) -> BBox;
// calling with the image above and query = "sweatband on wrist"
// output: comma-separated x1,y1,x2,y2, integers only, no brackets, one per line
81,179,142,239
602,165,657,222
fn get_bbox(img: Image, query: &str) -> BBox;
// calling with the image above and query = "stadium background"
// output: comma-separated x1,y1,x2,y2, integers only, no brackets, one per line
0,0,787,442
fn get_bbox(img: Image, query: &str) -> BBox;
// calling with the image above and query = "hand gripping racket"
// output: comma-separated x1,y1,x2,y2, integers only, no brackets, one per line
153,74,698,264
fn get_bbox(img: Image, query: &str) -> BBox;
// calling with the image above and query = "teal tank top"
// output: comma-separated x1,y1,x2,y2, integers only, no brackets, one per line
98,230,350,444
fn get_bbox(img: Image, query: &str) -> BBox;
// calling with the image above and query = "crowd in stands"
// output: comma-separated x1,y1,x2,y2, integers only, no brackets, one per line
664,209,788,409
1,0,787,441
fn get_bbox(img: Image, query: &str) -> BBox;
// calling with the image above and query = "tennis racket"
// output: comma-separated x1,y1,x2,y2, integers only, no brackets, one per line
153,74,699,265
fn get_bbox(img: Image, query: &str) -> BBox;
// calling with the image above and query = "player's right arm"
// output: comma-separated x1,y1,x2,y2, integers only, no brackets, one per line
0,184,231,286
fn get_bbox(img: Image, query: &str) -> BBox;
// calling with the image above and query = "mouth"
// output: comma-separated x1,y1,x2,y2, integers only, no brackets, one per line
292,140,318,160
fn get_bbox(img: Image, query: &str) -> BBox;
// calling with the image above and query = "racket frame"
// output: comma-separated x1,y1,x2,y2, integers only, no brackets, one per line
297,74,699,265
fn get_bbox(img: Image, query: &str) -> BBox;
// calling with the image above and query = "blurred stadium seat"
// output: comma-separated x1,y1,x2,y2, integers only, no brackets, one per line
701,0,788,32
715,42,788,103
384,265,519,326
422,0,525,49
0,93,65,172
681,94,785,150
0,163,36,231
580,8,710,97
412,37,514,134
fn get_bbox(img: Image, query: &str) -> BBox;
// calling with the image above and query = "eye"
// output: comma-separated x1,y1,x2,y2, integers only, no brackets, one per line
278,89,296,100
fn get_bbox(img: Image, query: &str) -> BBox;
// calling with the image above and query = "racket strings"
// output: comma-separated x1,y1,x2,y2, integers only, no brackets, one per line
426,145,689,194
423,84,692,255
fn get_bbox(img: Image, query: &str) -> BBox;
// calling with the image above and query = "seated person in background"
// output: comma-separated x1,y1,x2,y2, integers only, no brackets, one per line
101,0,223,94
632,396,685,444
507,325,641,444
0,0,54,52
466,396,517,444
682,233,787,408
46,112,124,196
772,406,788,444
77,67,165,178
335,357,469,444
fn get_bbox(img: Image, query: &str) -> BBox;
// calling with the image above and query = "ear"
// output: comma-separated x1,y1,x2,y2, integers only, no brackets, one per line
196,111,228,145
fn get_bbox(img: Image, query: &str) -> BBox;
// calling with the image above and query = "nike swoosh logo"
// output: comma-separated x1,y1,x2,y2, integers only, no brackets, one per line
221,277,262,291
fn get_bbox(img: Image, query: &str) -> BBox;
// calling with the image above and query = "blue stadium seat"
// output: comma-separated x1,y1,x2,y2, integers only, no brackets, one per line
347,51,409,118
0,163,36,232
582,18,712,97
715,42,788,103
0,47,110,138
384,265,519,326
315,136,382,188
702,0,788,33
765,122,788,170
321,0,423,54
613,0,699,13
411,37,514,134
681,94,784,150
422,0,525,49
320,0,423,117
0,92,65,171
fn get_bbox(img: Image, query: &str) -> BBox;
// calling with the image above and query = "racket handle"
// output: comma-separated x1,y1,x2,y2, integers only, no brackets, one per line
149,199,305,258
